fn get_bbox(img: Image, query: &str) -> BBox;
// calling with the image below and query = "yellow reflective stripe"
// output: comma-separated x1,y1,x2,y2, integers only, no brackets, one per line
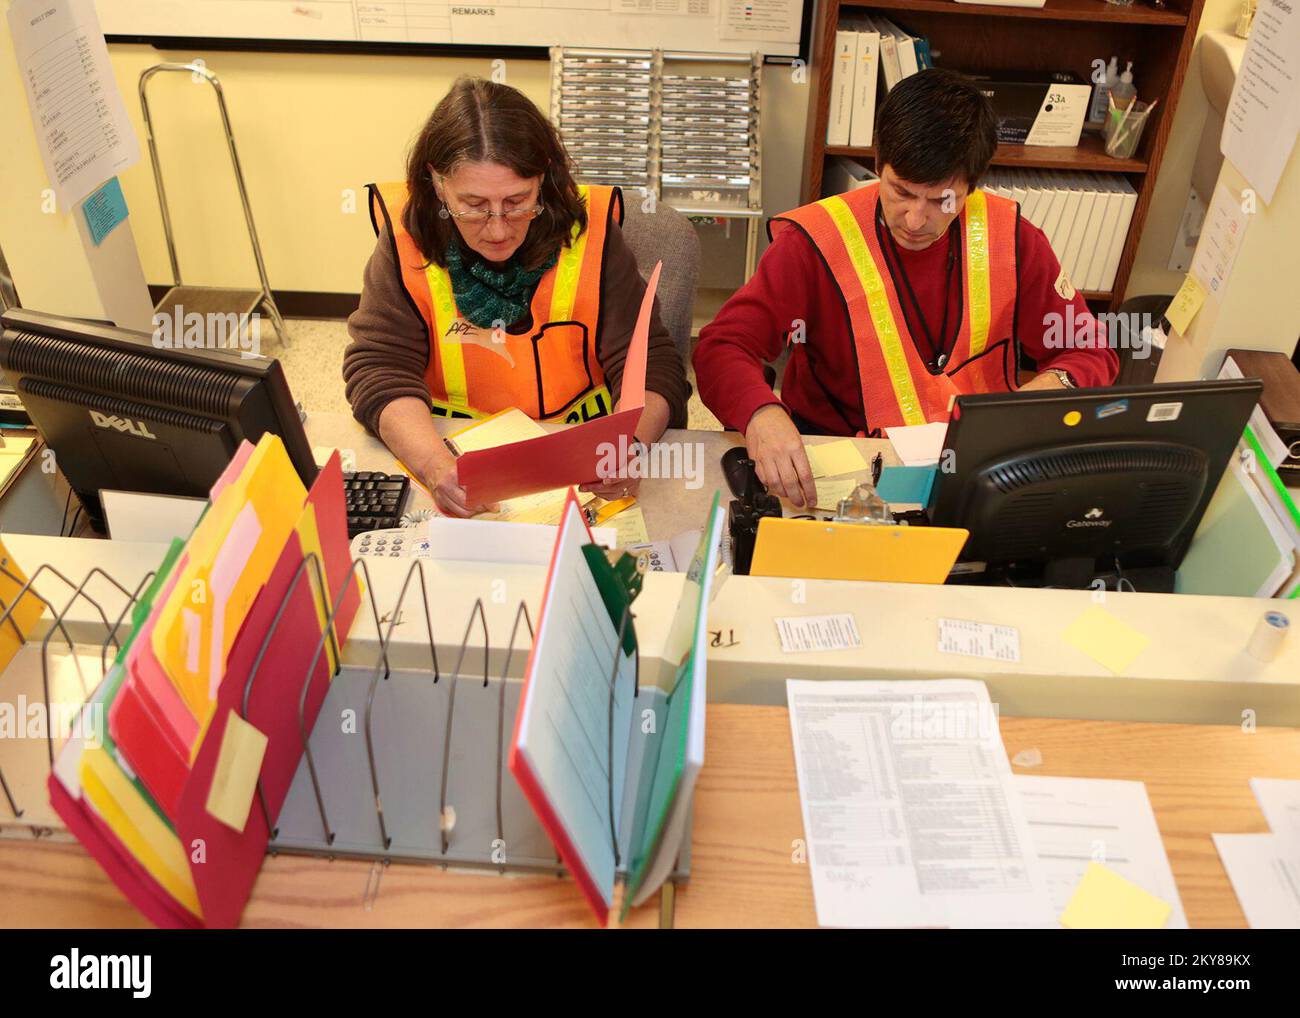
965,189,991,358
424,263,469,410
549,184,589,322
429,384,611,423
820,195,926,427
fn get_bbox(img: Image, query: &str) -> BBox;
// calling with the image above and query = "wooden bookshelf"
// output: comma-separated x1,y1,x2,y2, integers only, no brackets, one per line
801,0,1207,311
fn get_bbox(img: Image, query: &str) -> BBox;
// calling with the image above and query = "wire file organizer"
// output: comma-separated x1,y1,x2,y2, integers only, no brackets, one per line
265,555,692,891
0,552,160,836
0,547,692,906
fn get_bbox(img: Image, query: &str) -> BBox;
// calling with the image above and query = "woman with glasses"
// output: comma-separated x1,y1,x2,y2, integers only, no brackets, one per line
344,76,688,517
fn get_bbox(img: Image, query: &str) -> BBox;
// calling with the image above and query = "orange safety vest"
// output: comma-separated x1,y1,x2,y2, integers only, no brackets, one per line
368,182,621,423
771,182,1019,433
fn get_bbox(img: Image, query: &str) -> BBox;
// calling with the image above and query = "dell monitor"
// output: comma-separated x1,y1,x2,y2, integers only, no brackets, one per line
0,308,318,531
926,379,1264,591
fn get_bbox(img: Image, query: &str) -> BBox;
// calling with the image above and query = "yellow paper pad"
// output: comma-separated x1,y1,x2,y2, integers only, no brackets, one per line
806,440,869,478
1060,862,1171,929
0,436,37,493
0,538,48,674
1166,274,1207,336
448,407,545,453
608,505,651,546
751,518,968,584
1062,605,1151,674
205,710,269,833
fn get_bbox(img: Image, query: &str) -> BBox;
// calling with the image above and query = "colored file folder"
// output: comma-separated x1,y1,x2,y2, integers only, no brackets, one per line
50,437,362,928
456,263,657,506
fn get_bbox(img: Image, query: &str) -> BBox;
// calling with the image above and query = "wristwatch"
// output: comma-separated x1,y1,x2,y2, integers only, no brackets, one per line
1045,368,1076,389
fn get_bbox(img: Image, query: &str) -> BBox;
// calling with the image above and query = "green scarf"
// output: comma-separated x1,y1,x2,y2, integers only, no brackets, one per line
444,242,558,330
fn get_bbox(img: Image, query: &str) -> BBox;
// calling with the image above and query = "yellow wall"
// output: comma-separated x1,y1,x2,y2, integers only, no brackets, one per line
1123,0,1240,301
1,11,1262,319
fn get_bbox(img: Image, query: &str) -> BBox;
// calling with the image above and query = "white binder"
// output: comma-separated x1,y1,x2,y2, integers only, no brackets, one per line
847,18,881,148
826,29,859,146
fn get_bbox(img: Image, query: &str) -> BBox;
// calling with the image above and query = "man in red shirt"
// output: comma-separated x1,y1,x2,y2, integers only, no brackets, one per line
694,69,1118,507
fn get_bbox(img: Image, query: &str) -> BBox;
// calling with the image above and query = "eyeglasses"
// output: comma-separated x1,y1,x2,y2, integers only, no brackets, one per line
441,203,544,225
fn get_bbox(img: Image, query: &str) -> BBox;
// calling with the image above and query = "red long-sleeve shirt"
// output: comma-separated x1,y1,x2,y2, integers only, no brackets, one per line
694,214,1119,436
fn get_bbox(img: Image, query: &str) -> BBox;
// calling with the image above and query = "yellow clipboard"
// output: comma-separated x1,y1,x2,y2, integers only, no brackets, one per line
750,518,969,584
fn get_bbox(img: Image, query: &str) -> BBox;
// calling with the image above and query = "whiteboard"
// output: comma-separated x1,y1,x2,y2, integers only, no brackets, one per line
98,0,803,56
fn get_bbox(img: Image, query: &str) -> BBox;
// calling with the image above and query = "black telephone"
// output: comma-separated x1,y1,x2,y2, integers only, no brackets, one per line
721,447,782,575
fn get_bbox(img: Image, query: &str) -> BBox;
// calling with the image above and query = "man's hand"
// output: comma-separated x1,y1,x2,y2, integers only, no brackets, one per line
743,404,817,508
1020,370,1069,392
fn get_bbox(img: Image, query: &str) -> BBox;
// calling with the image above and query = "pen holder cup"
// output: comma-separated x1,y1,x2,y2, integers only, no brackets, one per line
1103,97,1153,160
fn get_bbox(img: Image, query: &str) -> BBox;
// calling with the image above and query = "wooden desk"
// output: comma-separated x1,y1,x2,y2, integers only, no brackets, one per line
2,706,1294,929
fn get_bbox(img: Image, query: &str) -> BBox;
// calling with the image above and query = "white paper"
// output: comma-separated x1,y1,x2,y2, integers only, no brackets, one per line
1219,0,1300,206
787,678,1054,928
425,517,615,564
1191,182,1252,300
1212,832,1300,928
1015,775,1187,928
101,490,207,544
1219,356,1290,469
8,0,140,207
938,618,1022,662
1251,777,1300,835
775,613,862,653
885,421,949,467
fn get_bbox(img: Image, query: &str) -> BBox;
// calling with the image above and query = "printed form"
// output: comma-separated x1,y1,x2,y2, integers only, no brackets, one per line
787,678,1052,928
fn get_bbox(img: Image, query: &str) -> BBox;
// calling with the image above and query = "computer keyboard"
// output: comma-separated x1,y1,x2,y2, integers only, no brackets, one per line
343,471,410,537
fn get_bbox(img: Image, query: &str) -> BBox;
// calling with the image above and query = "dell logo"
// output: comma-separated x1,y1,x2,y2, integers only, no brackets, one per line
1085,507,1104,519
89,410,156,440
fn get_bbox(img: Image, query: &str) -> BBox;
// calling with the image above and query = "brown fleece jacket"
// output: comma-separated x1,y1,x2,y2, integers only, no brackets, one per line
342,221,689,435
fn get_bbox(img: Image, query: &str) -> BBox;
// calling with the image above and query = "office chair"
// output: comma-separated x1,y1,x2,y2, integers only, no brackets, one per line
620,199,701,366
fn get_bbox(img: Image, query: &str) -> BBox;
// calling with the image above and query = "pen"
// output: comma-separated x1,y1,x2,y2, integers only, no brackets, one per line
871,452,883,487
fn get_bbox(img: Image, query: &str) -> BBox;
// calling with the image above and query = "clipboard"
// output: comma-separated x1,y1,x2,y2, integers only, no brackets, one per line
750,518,969,584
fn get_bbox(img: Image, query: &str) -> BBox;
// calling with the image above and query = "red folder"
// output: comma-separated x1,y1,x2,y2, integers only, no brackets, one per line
457,263,660,506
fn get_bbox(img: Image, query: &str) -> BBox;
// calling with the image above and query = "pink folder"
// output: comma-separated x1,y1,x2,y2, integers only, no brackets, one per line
456,263,659,506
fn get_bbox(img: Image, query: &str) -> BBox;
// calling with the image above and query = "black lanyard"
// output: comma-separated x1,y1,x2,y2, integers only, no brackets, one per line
875,206,962,371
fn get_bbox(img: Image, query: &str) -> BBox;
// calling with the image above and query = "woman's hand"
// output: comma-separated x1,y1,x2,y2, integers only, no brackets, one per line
580,436,642,500
428,456,497,518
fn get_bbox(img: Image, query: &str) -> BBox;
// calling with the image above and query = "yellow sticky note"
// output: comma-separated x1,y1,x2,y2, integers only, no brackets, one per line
1062,604,1151,674
806,440,868,478
1165,274,1207,337
609,505,651,546
813,478,860,510
205,709,269,833
1060,862,1171,929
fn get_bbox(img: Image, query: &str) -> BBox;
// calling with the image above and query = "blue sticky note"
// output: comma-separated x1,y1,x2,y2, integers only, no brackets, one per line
82,177,129,247
876,465,937,506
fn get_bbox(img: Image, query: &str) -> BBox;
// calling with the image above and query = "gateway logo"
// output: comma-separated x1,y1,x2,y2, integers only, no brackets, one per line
1067,507,1111,528
50,949,151,997
89,410,156,439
